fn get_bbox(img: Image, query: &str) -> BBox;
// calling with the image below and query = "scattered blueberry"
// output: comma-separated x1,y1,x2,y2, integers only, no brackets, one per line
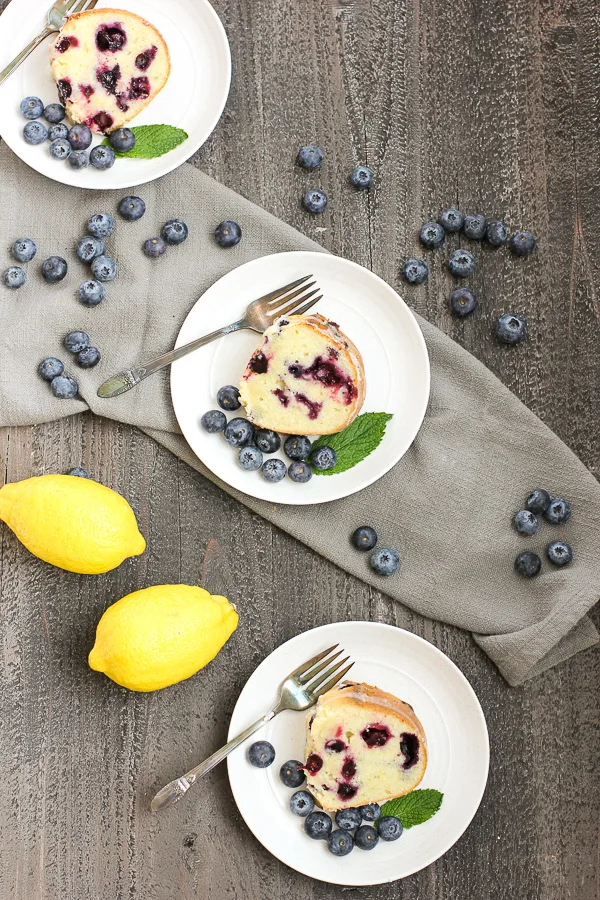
77,280,105,306
109,127,136,152
351,526,378,551
303,188,328,214
297,145,323,169
290,791,315,817
447,248,475,277
514,509,539,536
118,196,146,221
68,150,89,169
88,213,115,239
49,138,71,160
76,235,105,263
255,429,281,453
90,146,115,170
247,740,275,768
201,410,227,433
77,346,101,368
438,208,464,232
51,374,78,399
64,331,89,353
526,489,551,514
41,256,68,283
547,541,573,567
327,830,354,856
544,498,571,524
450,287,478,317
304,811,332,840
68,467,89,478
3,266,25,289
350,165,373,189
495,313,526,344
510,231,537,257
354,825,379,850
91,255,117,282
143,237,167,258
462,213,487,240
288,461,312,483
44,103,65,124
284,435,312,460
377,816,403,841
358,803,381,822
224,417,254,448
486,220,509,247
238,445,263,471
20,96,44,119
23,121,48,145
261,458,287,483
279,760,306,788
12,238,37,263
419,222,445,249
68,124,92,150
217,385,242,411
515,550,542,578
370,547,400,576
162,218,188,245
214,220,242,247
39,357,64,381
310,445,337,471
48,123,68,142
401,258,428,284
335,808,362,831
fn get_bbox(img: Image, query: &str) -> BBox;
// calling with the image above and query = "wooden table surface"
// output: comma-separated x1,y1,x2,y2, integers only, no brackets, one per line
1,0,599,897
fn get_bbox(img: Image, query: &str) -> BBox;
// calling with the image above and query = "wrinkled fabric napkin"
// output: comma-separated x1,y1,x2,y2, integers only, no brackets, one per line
1,141,598,686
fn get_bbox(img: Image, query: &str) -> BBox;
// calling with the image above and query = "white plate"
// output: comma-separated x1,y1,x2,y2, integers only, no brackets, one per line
170,251,431,505
0,0,231,189
227,622,489,886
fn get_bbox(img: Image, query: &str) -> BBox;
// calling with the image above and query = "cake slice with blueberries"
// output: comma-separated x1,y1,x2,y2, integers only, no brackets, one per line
304,682,427,812
50,8,170,134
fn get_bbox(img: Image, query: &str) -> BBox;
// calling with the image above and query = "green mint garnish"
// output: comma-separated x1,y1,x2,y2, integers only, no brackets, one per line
380,789,444,828
311,412,393,475
103,125,188,159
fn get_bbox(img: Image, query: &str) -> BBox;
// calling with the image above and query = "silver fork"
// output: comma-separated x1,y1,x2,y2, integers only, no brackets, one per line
0,0,98,87
150,644,353,812
97,274,321,399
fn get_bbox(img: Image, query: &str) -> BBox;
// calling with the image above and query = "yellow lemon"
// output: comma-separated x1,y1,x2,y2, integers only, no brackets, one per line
88,584,238,691
0,474,146,574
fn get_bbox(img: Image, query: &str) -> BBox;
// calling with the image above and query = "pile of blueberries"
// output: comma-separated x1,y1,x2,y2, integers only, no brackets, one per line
513,489,573,577
75,212,118,304
39,329,102,399
248,740,403,857
296,144,373,215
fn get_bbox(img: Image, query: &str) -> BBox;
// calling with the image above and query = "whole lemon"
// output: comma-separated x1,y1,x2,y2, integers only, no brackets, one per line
88,584,239,691
0,474,146,574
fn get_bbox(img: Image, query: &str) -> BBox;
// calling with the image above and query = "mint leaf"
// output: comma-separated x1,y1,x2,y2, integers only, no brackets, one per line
311,412,392,475
103,125,188,159
380,789,443,828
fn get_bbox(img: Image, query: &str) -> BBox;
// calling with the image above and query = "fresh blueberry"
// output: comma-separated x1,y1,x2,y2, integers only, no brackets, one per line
358,803,381,822
495,313,526,344
310,445,337,471
350,165,374,189
39,357,64,381
544,498,571,524
3,266,25,289
510,230,537,257
23,121,48,145
12,238,37,263
462,213,487,240
238,445,263,471
547,540,573,567
514,509,539,536
48,123,68,142
526,489,551,514
68,124,92,150
438,208,464,232
304,811,332,840
351,526,378,551
68,150,89,169
109,127,136,152
201,410,227,433
255,429,281,453
284,435,312,460
77,346,101,368
51,374,78,399
64,331,89,353
515,551,542,578
377,816,403,841
49,138,71,160
419,221,445,249
88,213,115,239
214,220,242,247
217,385,241,411
41,256,68,283
91,255,117,281
279,759,306,788
44,103,66,124
401,258,428,284
450,287,478,317
297,145,323,169
447,248,475,277
20,96,44,119
486,220,509,247
288,460,312,483
247,740,275,768
354,825,379,850
224,417,254,448
290,791,315,817
327,830,354,856
261,458,287,483
162,219,189,245
143,237,167,258
303,188,328,214
68,467,89,478
371,547,400,576
77,280,105,306
335,808,362,831
90,145,115,170
118,196,146,221
76,235,105,263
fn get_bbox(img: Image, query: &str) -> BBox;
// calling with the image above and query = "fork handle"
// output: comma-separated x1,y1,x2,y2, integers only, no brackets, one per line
0,25,54,87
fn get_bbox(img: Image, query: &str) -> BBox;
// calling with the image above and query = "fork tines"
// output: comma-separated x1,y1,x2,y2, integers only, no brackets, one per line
67,0,97,13
263,274,322,321
295,644,354,699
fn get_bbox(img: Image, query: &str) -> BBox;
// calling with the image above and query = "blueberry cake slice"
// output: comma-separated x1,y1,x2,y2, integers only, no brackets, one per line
50,9,170,134
304,682,427,812
239,314,366,435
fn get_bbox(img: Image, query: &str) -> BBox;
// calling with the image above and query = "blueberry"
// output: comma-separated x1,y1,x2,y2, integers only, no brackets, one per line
88,213,115,239
358,803,381,822
419,221,445,249
304,811,332,840
255,429,281,453
544,498,571,524
547,540,573,567
510,230,537,257
279,759,305,788
447,248,475,277
495,313,526,344
68,150,89,169
23,121,48,145
438,208,464,232
162,219,189,245
76,235,105,263
303,189,328,214
215,220,242,247
335,808,362,831
288,460,312,483
44,103,65,124
370,547,400,576
77,280,105,306
12,238,37,263
290,790,315,817
38,357,64,381
51,374,78,399
327,830,354,856
68,124,92,150
49,138,71,160
68,467,89,478
526,489,551,514
48,123,68,142
486,220,509,247
284,435,311,460
462,213,487,240
261,458,287,483
297,145,323,169
217,385,241,411
401,258,428,284
91,255,117,282
64,331,89,353
247,740,275,768
20,96,44,119
118,196,146,221
90,146,115,170
515,551,542,578
109,127,136,152
514,509,539,536
354,825,379,850
238,445,263,471
143,237,167,258
351,526,378,551
3,266,25,289
224,417,254,447
450,287,478,317
201,410,227,433
350,165,373,189
41,256,68,283
310,445,337,471
377,815,403,841
77,346,101,368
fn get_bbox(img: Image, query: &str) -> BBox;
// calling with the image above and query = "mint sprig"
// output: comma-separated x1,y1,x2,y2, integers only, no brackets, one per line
380,789,443,828
311,412,392,475
103,125,188,159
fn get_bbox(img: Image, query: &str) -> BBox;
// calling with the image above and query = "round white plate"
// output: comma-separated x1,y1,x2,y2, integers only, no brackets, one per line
170,251,431,505
0,0,231,189
227,622,489,886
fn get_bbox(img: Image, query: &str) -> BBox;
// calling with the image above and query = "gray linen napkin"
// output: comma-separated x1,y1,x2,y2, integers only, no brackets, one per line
1,141,598,686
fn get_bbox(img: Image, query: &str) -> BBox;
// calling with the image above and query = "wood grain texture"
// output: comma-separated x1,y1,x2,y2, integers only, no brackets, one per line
1,0,599,897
